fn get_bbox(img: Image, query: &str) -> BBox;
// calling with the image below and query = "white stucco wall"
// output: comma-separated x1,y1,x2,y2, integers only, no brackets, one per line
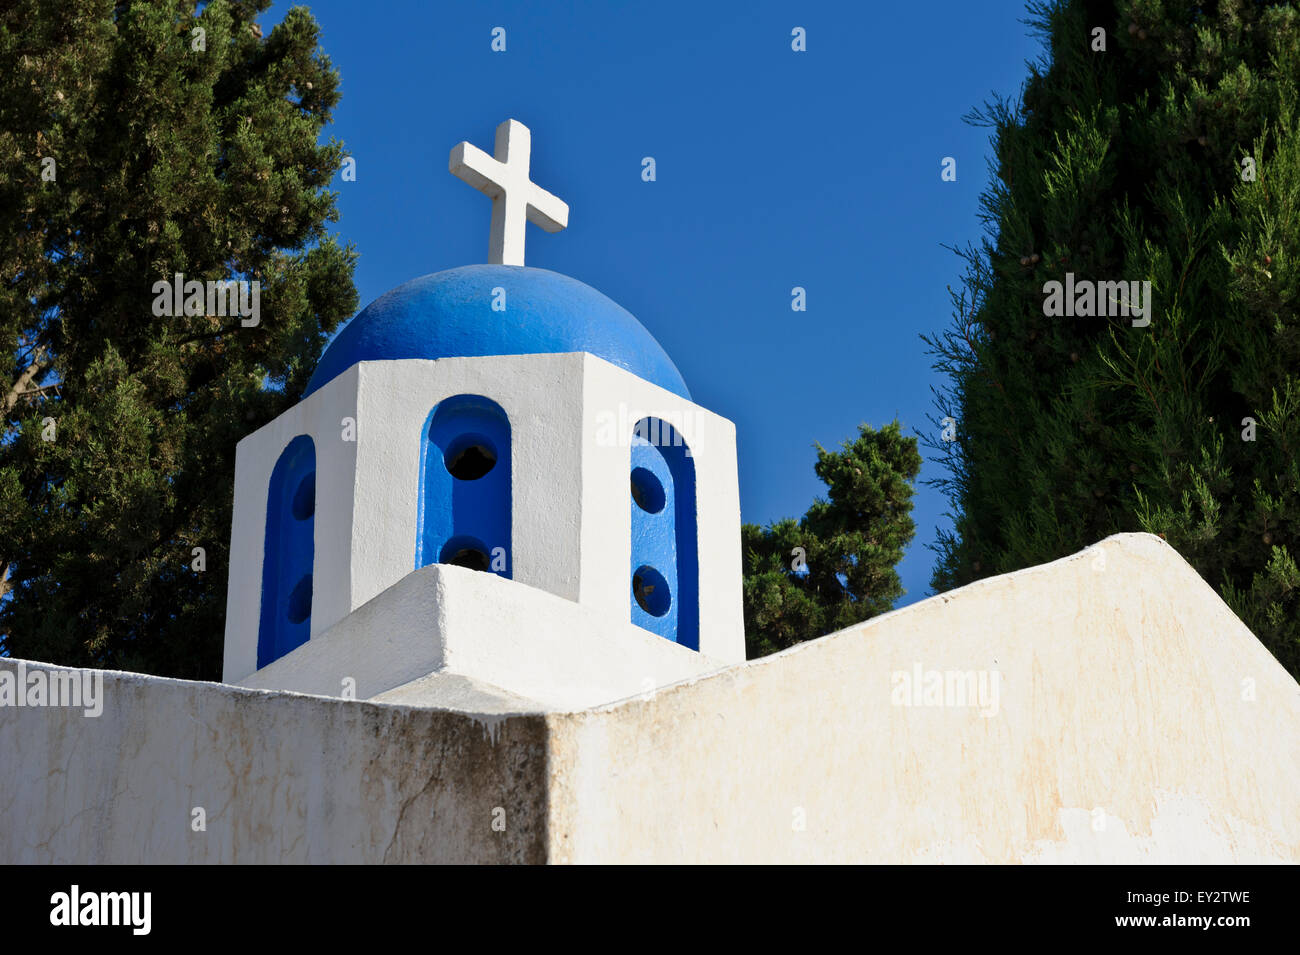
9,533,1296,864
0,661,550,864
544,534,1300,863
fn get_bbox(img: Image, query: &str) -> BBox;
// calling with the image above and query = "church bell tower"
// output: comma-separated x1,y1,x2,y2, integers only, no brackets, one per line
222,120,744,710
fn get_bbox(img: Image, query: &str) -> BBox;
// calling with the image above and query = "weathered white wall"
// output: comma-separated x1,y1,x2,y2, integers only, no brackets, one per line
545,534,1300,863
0,661,549,864
10,533,1297,864
224,352,744,686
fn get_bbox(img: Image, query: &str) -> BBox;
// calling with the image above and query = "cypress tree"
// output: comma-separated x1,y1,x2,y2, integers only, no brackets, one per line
925,0,1300,676
0,0,357,678
744,421,922,657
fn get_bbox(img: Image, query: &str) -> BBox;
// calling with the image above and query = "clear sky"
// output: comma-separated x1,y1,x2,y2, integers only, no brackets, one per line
265,0,1045,607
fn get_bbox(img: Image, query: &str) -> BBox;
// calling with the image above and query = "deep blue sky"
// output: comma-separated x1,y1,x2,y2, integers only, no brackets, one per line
265,0,1044,607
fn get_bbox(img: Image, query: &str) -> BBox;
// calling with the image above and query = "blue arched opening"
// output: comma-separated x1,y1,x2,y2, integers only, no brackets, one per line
417,395,511,577
630,418,698,650
257,434,316,668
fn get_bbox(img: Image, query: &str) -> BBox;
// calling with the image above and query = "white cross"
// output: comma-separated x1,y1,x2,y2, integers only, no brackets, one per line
449,119,569,267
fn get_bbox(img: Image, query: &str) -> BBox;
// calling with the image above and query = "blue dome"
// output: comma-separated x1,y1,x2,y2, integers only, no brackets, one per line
304,265,690,399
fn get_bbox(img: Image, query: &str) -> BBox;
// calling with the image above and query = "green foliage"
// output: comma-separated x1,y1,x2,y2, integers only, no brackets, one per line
925,0,1300,677
743,421,922,658
0,0,357,678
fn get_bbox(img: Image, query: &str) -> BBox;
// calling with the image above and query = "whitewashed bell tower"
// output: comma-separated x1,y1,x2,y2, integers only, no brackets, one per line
222,119,744,710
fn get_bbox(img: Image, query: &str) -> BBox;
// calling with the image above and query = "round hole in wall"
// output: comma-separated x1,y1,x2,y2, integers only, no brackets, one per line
632,565,671,617
291,471,316,520
444,433,497,480
287,573,312,624
439,536,492,572
630,467,666,514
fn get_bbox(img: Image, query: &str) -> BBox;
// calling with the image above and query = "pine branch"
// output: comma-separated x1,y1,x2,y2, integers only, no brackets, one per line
5,345,49,415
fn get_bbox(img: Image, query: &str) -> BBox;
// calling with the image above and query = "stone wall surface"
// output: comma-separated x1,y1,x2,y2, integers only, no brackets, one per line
3,533,1297,863
0,667,548,864
545,534,1300,863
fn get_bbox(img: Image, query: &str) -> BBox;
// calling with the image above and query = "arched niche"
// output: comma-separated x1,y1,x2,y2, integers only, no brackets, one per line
417,394,512,578
258,434,316,668
630,418,698,650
